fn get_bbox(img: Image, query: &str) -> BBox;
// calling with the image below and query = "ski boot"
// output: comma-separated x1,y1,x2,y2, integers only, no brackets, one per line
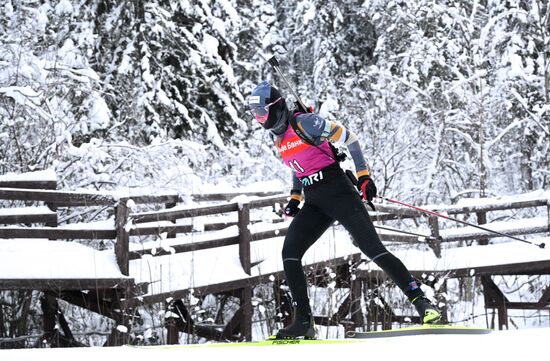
276,305,316,339
412,296,441,324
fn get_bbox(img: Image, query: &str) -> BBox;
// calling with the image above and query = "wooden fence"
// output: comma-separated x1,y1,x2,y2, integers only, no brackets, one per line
1,174,549,344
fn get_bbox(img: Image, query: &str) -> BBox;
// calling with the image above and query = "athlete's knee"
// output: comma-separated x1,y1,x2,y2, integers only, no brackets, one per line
281,246,302,262
358,241,389,261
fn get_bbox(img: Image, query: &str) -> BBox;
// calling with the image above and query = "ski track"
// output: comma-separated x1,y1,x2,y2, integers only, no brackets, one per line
0,327,547,361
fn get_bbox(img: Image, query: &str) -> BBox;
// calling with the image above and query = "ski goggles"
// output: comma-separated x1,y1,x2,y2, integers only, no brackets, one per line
249,96,282,124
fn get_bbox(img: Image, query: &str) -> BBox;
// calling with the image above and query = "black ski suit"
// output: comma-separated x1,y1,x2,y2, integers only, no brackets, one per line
277,113,424,313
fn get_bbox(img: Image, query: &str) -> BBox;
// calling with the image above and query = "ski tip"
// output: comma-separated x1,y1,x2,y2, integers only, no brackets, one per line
345,324,492,339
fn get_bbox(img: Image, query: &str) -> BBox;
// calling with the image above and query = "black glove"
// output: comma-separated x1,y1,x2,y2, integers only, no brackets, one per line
357,175,377,202
284,196,301,217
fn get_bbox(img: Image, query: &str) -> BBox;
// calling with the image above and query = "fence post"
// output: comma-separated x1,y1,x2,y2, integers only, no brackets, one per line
238,201,252,275
427,216,442,258
115,199,130,276
237,200,253,340
165,202,177,238
476,211,489,245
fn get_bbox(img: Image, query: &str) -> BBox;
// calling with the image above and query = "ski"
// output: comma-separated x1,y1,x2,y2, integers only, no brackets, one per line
129,337,360,349
346,324,492,339
254,337,358,346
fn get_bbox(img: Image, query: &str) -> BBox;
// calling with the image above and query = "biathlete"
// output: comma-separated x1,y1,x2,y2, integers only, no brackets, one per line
247,80,441,339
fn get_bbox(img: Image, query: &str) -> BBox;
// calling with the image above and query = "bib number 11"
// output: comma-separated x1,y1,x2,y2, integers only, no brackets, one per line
288,159,304,173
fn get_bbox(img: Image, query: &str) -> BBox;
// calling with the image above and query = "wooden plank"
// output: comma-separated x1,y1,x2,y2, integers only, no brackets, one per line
0,227,115,239
356,260,550,280
0,213,57,225
129,223,192,236
0,188,116,206
128,226,287,261
438,199,549,215
129,236,240,260
130,195,288,224
0,278,134,290
374,198,549,220
442,223,548,242
122,192,286,206
0,180,57,190
122,277,255,308
58,290,127,322
505,302,550,310
129,218,286,237
129,221,237,236
377,232,424,243
125,194,180,205
131,203,239,223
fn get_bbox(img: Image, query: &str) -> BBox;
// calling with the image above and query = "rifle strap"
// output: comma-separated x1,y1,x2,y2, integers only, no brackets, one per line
288,112,345,163
289,112,316,146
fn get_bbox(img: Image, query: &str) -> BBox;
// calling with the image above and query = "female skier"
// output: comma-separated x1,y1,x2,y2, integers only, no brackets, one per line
247,80,441,339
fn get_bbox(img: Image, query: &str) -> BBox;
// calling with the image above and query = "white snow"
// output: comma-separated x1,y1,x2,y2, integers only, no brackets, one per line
0,327,548,361
360,241,550,273
0,206,55,216
0,239,127,279
88,92,111,131
0,86,40,105
54,0,73,15
0,169,57,182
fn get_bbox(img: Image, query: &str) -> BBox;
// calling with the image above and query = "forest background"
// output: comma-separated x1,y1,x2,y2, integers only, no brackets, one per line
1,0,549,201
0,0,549,346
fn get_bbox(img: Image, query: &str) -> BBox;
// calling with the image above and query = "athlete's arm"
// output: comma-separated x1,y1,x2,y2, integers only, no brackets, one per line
291,173,303,198
300,113,370,178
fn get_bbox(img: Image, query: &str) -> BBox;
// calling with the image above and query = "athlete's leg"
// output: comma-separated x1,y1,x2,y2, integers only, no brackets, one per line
278,203,333,338
282,202,333,309
321,182,441,323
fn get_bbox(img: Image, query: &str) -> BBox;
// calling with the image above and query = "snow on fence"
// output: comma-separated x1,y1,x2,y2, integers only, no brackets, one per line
1,171,549,343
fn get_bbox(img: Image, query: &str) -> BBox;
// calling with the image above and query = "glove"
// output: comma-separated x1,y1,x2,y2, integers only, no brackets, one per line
284,191,301,217
284,198,301,217
357,175,377,202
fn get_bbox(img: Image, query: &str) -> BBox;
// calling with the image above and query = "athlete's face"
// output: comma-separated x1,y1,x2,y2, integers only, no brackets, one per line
250,97,282,124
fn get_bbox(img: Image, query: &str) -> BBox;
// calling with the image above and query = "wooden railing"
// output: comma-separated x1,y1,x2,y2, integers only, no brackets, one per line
1,182,549,278
0,186,289,276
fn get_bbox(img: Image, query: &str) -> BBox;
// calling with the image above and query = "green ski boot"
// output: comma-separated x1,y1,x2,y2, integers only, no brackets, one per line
412,296,441,324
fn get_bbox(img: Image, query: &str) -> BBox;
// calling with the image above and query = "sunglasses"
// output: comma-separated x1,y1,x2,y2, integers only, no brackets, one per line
251,97,282,124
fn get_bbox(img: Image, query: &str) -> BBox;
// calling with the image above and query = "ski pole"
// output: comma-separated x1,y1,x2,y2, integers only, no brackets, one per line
380,197,546,249
373,224,442,243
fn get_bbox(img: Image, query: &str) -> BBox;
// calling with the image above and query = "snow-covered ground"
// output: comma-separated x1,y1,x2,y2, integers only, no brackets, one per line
0,327,548,361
